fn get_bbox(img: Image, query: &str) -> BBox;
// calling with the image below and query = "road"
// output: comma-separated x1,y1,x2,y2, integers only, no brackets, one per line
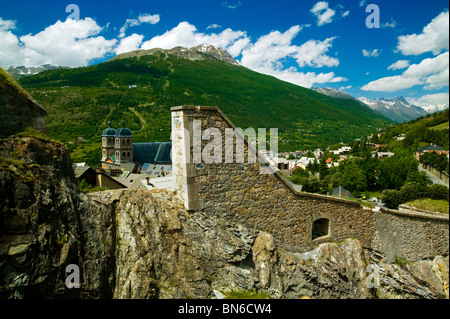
418,164,449,187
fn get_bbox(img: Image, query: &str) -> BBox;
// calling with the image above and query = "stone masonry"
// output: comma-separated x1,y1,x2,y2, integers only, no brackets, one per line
171,106,449,263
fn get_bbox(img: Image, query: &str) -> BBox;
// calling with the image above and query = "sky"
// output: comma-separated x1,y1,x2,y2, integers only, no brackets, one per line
0,0,448,105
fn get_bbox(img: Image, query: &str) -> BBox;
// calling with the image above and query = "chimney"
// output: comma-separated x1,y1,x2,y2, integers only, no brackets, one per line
145,176,150,185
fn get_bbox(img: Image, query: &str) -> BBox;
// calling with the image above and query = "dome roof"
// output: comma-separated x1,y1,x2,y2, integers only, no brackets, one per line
102,121,116,137
116,120,132,137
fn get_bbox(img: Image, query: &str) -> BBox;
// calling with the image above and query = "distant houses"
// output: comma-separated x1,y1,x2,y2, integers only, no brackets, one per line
74,166,128,190
296,157,316,170
416,143,446,156
415,143,449,161
331,146,351,156
372,151,395,159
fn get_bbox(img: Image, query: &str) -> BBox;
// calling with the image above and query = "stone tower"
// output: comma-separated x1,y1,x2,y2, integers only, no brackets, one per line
101,121,116,162
114,120,133,165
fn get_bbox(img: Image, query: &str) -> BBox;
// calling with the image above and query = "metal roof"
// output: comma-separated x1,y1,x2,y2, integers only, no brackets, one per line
133,142,172,164
417,144,445,152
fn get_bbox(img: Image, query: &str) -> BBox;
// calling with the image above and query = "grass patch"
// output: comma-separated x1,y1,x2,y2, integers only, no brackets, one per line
394,255,409,267
405,198,449,215
430,121,449,131
223,289,272,299
331,196,376,209
70,141,102,167
16,128,62,144
0,67,35,101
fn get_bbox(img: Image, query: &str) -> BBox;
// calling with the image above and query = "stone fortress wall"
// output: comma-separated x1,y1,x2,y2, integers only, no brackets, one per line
171,106,449,262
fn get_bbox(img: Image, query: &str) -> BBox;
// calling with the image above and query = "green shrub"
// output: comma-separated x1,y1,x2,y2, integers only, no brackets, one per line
426,184,449,201
381,189,403,209
224,289,272,299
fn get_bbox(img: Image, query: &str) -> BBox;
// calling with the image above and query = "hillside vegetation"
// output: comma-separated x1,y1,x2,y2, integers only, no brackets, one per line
19,49,392,164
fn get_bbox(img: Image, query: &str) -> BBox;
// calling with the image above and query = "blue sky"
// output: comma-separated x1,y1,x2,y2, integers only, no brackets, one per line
0,0,448,105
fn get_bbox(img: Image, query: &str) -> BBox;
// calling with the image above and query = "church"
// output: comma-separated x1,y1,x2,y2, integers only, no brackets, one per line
101,120,172,174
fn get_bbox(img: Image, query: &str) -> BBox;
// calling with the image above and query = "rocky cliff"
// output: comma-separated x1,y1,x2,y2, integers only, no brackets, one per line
0,136,448,299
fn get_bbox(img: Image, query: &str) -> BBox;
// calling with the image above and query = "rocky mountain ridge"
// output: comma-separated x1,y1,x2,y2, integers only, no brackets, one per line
420,103,450,114
7,65,71,80
0,135,448,299
112,44,240,66
357,96,429,122
312,87,356,100
313,87,448,122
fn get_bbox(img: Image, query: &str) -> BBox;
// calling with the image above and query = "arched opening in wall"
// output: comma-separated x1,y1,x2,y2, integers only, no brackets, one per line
312,218,330,240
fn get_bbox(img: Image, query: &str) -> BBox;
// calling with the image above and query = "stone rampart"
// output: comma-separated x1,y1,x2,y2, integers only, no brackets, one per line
171,106,449,262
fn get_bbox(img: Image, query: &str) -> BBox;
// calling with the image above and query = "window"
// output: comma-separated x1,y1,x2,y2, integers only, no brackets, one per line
127,152,131,157
312,218,330,240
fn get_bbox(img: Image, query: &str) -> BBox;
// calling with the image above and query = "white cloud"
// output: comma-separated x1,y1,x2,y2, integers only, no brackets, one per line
396,10,449,56
227,37,251,57
0,18,116,68
359,0,367,7
140,22,346,88
240,25,302,71
310,2,336,26
114,33,144,55
381,18,397,28
239,26,345,87
406,93,449,106
206,24,222,30
362,51,449,92
222,1,242,9
0,17,16,31
339,85,352,90
342,11,350,18
138,14,160,24
387,60,410,70
119,13,160,38
294,37,339,68
141,21,247,52
362,49,380,57
423,66,449,90
361,75,422,92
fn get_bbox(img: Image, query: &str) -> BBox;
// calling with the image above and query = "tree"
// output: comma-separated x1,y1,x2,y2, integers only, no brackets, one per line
287,154,296,160
381,189,403,209
306,159,320,173
406,171,431,187
378,150,419,190
399,182,426,203
371,133,379,144
350,140,360,154
304,175,321,193
290,167,310,185
340,161,368,193
318,157,329,179
426,184,449,201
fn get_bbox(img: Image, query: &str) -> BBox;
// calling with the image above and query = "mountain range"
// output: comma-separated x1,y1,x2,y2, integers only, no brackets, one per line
312,87,449,123
16,45,392,157
7,64,71,80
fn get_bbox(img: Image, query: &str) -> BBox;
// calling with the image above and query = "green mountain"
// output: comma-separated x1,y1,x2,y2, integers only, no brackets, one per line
19,45,392,160
380,108,449,150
